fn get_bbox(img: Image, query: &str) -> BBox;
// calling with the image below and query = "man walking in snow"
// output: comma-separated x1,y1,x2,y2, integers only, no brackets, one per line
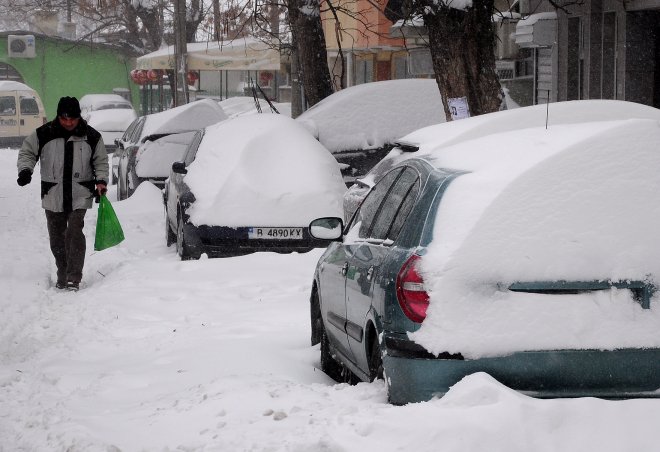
16,96,108,291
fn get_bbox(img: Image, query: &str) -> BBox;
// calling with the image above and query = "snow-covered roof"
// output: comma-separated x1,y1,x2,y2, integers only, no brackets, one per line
185,114,346,227
296,79,445,153
517,11,557,27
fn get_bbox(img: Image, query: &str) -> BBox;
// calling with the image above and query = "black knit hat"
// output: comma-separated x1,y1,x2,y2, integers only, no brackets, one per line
57,96,81,119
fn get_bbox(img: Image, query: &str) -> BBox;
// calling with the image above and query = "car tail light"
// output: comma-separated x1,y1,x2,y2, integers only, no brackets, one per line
396,254,429,323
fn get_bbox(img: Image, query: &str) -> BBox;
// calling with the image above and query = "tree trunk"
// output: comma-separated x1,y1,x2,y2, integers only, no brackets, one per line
422,0,503,121
286,0,334,108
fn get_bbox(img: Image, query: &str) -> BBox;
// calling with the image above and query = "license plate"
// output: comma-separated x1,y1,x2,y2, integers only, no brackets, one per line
247,227,303,240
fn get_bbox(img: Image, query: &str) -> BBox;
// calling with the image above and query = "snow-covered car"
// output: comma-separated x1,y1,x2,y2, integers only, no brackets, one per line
79,93,134,120
342,99,660,223
86,108,137,154
217,96,291,118
164,114,346,260
295,79,445,186
309,100,660,404
116,99,228,200
125,130,199,197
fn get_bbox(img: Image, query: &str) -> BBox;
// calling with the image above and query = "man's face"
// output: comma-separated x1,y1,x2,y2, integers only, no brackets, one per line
58,115,80,131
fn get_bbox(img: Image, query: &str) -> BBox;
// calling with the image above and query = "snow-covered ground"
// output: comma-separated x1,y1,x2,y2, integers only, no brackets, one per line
2,147,660,451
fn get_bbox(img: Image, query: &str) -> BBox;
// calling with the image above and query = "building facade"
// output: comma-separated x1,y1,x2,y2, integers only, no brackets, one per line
0,31,139,118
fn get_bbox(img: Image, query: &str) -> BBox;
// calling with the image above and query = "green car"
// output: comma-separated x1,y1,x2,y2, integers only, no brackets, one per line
309,101,660,404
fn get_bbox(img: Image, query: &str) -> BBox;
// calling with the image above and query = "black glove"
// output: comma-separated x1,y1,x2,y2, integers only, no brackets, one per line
17,169,32,186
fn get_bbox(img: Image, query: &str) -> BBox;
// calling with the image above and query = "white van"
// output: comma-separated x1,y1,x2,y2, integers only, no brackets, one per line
0,81,46,148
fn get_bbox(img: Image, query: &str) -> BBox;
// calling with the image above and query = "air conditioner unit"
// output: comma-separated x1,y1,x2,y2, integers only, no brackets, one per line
8,35,36,58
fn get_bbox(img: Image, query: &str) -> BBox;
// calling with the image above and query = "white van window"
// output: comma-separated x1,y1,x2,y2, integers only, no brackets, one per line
0,96,16,116
20,97,40,115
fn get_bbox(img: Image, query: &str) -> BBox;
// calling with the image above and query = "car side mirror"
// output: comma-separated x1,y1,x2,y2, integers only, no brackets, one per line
172,161,187,175
309,217,343,240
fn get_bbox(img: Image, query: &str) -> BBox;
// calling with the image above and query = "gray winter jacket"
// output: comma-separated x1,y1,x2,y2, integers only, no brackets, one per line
17,119,108,212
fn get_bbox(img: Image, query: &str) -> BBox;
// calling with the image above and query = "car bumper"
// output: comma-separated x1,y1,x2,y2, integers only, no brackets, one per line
382,332,660,404
190,225,333,257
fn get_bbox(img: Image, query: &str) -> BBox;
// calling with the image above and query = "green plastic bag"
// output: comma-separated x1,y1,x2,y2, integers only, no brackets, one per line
94,195,125,251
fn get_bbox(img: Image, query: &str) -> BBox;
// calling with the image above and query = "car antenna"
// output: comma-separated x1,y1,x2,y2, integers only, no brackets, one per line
545,89,550,130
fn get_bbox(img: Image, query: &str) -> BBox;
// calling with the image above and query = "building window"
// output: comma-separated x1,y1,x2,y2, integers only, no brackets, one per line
408,48,434,76
354,57,374,85
601,11,617,99
516,48,534,78
393,54,408,79
567,16,583,100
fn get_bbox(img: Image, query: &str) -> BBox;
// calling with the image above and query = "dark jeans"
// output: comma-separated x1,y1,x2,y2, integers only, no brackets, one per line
45,209,87,284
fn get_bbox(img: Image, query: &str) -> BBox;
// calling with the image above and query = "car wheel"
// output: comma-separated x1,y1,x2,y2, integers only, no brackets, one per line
367,331,384,382
117,167,126,200
320,324,345,383
127,165,139,198
165,208,176,247
176,212,197,261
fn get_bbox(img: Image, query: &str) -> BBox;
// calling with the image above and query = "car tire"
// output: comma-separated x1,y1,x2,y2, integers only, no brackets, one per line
367,332,384,382
117,167,126,201
320,325,345,383
127,165,139,198
165,208,176,247
176,213,197,261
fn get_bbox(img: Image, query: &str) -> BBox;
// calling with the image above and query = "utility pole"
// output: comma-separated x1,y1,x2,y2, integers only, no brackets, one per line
173,0,188,106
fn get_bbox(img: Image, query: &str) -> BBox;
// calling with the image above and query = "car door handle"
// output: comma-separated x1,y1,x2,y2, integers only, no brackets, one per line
367,265,374,281
341,262,348,276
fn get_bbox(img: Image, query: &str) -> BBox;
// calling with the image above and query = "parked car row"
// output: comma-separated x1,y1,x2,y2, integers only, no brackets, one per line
102,85,660,407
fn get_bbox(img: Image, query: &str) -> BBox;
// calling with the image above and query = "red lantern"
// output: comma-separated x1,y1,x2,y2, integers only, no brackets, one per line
186,71,199,85
147,69,161,82
130,69,140,83
259,71,273,84
138,70,150,84
130,69,148,85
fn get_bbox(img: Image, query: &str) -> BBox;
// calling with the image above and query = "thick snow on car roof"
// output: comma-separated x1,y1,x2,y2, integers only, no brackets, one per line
86,109,137,132
79,93,131,109
218,96,291,118
399,99,660,153
296,79,445,153
141,98,228,139
185,114,346,227
410,104,660,359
